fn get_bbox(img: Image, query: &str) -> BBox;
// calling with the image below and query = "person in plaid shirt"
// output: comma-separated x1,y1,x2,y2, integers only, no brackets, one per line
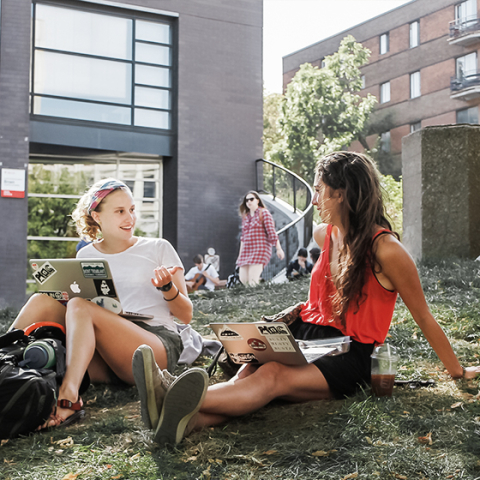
236,191,284,285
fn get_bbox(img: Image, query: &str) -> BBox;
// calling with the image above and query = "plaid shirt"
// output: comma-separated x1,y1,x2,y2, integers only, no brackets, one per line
237,208,278,267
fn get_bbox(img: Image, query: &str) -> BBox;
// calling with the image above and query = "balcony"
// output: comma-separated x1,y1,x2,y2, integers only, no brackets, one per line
450,71,480,100
449,17,480,46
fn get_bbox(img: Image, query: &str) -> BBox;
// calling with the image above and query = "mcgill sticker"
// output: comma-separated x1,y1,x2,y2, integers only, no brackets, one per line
32,262,57,285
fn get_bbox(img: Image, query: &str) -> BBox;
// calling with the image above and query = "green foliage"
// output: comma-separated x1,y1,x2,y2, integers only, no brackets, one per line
266,36,377,182
27,165,87,260
381,174,403,237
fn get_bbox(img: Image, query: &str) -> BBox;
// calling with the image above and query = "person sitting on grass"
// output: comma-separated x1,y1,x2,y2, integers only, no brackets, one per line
9,178,200,430
132,151,480,446
286,247,313,281
185,254,220,292
309,246,321,265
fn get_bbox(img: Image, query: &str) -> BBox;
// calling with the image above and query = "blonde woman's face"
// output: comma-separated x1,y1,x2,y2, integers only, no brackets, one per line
92,189,136,239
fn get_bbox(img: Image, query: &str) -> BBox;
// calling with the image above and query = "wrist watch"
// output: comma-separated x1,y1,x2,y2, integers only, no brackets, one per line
157,281,173,292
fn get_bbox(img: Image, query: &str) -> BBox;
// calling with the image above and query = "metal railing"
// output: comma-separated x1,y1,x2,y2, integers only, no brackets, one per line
449,17,480,39
451,70,480,92
255,158,314,280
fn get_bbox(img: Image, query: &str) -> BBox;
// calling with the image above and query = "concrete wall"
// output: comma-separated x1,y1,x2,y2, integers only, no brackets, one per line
402,125,480,260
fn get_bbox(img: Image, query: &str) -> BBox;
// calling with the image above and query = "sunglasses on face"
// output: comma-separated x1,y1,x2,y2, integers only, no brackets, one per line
246,197,256,202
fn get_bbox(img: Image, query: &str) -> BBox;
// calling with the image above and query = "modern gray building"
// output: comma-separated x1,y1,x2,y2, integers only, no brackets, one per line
0,0,263,308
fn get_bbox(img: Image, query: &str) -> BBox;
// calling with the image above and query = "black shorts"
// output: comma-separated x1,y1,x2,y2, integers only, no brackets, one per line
289,318,374,399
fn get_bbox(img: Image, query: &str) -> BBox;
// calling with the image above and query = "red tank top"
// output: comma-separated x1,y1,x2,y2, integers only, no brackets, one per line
300,224,398,344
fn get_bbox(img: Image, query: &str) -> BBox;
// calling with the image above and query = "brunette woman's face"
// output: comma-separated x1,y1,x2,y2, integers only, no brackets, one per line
245,194,259,211
92,189,136,239
312,174,342,224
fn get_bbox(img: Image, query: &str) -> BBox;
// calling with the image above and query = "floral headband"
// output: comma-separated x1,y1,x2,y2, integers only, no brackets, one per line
87,179,128,214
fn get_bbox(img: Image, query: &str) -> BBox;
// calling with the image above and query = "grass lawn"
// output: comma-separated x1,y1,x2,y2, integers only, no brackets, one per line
0,259,480,480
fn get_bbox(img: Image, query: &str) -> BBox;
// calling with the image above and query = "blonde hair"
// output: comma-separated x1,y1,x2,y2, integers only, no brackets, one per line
71,178,129,241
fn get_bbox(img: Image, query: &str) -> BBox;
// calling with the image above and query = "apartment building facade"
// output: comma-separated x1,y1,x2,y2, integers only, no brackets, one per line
283,0,480,177
0,0,263,308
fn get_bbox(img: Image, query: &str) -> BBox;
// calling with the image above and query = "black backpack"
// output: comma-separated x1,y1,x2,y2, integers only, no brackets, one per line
0,324,88,439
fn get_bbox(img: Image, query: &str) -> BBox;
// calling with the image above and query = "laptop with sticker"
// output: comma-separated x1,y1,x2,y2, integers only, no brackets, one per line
29,258,153,321
209,322,350,366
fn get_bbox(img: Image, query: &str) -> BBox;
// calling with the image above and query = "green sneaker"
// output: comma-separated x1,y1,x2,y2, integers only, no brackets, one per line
132,345,176,430
154,367,209,446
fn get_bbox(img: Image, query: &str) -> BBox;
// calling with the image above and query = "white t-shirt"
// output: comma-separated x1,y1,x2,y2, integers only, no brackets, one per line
184,264,219,291
77,237,184,332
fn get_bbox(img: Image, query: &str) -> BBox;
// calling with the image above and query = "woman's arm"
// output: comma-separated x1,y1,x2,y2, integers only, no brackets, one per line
376,235,480,379
151,266,193,324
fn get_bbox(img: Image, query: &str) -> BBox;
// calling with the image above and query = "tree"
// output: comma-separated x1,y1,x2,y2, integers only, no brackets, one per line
266,35,377,182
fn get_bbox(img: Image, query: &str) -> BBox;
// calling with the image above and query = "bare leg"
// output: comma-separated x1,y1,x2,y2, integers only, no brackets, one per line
239,265,263,286
48,297,170,426
189,361,332,431
9,293,66,331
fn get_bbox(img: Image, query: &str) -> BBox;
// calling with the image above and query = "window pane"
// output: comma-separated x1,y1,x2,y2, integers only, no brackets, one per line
410,122,421,133
136,19,171,44
134,108,170,129
410,72,421,98
456,52,477,77
34,51,132,104
136,42,171,66
35,4,132,60
380,33,389,54
410,21,419,48
380,131,391,152
380,82,390,103
33,96,131,125
457,106,479,123
135,64,170,88
135,86,170,109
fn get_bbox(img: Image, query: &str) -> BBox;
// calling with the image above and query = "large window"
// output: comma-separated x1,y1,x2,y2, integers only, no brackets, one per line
455,0,477,25
410,71,421,98
380,131,391,152
457,106,479,123
380,81,390,104
456,52,477,78
410,21,420,48
31,3,173,130
380,33,389,55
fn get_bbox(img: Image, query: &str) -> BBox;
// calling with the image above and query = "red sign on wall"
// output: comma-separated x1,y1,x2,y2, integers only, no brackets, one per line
1,169,26,198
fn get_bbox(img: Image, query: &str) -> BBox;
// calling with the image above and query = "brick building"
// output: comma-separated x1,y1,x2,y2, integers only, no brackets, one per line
0,0,263,308
283,0,480,177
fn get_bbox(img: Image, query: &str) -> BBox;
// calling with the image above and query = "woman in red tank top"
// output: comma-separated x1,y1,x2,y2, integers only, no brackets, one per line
135,152,480,446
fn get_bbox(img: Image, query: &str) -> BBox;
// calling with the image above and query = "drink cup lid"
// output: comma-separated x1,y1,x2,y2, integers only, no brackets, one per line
371,343,398,360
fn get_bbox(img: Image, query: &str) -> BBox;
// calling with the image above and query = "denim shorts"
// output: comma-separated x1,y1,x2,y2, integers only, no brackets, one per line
107,322,183,386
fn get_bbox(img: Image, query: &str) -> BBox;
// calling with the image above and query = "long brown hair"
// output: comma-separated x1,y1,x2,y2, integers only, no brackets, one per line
316,151,397,324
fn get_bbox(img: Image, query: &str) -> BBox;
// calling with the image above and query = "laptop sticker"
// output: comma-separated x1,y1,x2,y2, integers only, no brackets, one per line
32,262,57,285
42,291,69,302
247,338,267,351
93,279,117,298
91,296,122,314
31,262,38,270
256,324,296,353
217,325,243,340
81,262,108,278
229,352,258,364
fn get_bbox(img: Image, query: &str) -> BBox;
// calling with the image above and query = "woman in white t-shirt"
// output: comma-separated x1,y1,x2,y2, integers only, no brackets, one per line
10,179,193,429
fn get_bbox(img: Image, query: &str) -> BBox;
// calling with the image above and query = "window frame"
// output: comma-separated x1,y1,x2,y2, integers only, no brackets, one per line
380,81,391,104
456,106,479,124
410,121,421,133
380,131,391,153
30,1,175,131
409,20,420,48
380,32,389,55
410,71,421,99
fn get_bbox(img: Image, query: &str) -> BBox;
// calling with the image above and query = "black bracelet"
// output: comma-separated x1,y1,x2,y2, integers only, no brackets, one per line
164,286,180,302
157,281,173,292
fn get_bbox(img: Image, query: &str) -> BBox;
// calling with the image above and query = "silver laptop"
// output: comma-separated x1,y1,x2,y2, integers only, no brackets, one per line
30,258,153,320
210,322,350,366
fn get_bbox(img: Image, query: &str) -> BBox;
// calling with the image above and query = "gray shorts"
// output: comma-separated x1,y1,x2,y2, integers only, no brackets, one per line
107,322,183,386
133,321,183,373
